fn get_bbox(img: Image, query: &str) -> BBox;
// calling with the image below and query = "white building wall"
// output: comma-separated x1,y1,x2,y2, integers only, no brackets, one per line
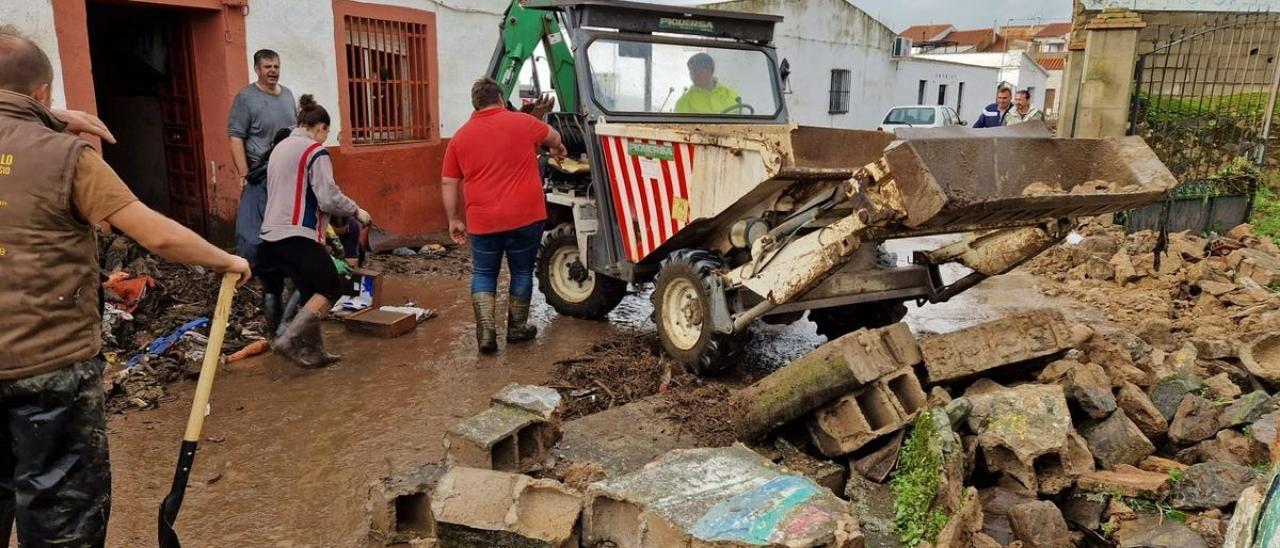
246,0,508,146
0,0,506,144
891,58,1002,124
709,0,898,129
0,0,68,108
917,52,1050,109
1045,69,1064,115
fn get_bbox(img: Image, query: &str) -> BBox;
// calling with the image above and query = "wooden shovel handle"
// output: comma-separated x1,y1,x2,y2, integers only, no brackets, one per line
182,273,239,443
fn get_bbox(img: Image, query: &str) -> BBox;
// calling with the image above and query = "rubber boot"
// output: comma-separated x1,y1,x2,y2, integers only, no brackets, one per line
262,292,283,337
505,298,537,343
472,293,498,354
277,291,302,338
272,309,341,369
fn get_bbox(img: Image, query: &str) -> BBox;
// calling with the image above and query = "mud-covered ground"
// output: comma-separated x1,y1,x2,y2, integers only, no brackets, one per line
102,231,1150,546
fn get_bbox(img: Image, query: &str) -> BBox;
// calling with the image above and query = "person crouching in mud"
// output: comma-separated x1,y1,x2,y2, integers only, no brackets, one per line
259,94,372,367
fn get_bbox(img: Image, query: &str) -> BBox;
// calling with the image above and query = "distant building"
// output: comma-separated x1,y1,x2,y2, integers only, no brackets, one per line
901,21,1069,114
709,0,1007,128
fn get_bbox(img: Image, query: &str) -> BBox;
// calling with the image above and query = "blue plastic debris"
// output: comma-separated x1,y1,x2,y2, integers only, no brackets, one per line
125,317,210,370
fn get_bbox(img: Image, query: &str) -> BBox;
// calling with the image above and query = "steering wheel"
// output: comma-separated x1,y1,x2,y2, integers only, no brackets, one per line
720,102,756,115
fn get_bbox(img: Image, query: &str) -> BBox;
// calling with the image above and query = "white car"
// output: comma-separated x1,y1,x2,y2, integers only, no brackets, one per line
877,105,967,133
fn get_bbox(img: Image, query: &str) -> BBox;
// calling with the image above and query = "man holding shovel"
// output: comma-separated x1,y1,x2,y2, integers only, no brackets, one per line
0,29,250,546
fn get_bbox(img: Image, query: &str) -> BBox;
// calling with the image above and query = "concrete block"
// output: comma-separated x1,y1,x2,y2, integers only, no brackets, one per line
365,463,448,546
445,404,561,472
966,384,1073,467
883,368,928,419
492,383,563,420
430,467,582,548
583,445,862,548
808,368,925,457
834,322,922,385
920,309,1074,383
731,323,920,442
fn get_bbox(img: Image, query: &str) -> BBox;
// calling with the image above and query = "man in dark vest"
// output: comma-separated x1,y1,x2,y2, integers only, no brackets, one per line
0,29,251,545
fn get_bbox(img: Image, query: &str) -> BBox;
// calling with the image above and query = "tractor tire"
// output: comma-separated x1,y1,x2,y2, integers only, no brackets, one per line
652,250,748,376
536,224,627,319
808,302,909,341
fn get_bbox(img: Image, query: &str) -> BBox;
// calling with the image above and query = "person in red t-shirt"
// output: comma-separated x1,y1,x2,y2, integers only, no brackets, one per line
442,78,567,354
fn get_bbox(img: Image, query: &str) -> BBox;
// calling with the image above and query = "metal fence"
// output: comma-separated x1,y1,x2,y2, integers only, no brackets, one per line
1123,12,1280,233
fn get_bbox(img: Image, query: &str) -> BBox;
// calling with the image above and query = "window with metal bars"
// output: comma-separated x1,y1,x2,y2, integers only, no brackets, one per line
342,15,432,145
829,69,851,114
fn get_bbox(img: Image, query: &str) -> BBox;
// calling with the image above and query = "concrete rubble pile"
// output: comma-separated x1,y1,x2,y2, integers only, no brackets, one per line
1029,222,1280,354
364,222,1280,547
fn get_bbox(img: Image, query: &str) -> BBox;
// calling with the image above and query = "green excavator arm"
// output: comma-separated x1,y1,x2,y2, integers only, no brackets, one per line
487,1,579,113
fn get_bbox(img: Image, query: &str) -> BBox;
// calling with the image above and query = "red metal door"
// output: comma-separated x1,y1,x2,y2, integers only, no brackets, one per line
158,20,208,235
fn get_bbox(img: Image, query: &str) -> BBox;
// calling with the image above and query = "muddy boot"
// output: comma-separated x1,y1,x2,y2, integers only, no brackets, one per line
472,292,498,354
272,309,341,368
506,298,537,343
277,291,302,338
262,292,283,336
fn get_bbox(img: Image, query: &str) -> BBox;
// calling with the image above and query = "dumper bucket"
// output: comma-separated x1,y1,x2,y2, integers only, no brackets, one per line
878,127,1178,233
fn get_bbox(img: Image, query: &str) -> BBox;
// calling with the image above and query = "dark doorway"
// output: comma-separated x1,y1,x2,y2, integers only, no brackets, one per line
87,2,208,235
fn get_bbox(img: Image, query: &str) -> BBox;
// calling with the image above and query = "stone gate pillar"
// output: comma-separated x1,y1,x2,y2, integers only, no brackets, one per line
1072,10,1145,138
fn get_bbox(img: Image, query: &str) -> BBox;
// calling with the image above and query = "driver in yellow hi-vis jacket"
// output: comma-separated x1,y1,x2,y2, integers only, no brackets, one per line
674,53,741,114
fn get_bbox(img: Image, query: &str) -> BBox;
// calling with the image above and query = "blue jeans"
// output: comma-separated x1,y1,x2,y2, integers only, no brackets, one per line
470,221,544,300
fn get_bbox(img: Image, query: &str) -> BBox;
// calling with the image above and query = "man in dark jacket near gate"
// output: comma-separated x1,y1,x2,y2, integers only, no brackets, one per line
0,29,251,546
972,86,1013,128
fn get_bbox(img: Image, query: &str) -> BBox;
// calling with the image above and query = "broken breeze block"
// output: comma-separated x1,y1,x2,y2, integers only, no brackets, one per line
366,464,448,546
967,384,1089,495
808,368,927,457
446,385,563,473
492,383,563,420
583,445,863,548
920,309,1074,383
431,467,582,548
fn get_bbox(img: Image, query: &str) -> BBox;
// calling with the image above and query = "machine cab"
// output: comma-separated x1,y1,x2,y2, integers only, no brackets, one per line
503,0,789,124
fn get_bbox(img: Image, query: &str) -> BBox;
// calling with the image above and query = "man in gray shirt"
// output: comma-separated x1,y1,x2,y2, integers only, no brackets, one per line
228,49,295,188
230,48,295,335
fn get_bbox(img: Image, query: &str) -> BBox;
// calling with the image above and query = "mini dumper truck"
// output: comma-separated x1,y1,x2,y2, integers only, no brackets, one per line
487,0,1178,374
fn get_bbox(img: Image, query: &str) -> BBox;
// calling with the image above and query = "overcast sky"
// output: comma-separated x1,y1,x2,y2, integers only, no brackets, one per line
650,0,1074,32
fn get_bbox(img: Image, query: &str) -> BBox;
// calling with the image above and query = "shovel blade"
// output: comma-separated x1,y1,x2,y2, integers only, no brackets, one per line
157,440,197,548
158,500,182,548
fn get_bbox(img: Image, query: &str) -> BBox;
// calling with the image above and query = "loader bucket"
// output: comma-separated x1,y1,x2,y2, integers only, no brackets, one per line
877,129,1178,233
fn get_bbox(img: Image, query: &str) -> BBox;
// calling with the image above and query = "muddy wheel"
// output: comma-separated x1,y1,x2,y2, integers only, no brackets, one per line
536,224,627,319
808,302,909,341
652,250,748,376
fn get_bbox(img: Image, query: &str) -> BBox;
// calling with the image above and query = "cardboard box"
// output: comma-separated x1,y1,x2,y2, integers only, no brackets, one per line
344,308,415,338
350,268,383,308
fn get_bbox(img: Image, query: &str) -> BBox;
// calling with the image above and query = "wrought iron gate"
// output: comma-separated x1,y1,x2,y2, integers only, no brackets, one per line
1124,12,1280,233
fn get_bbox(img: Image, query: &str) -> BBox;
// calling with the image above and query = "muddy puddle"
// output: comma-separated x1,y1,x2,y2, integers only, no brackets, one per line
105,275,619,546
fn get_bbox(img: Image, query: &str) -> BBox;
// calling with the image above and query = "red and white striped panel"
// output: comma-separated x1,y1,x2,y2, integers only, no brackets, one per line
599,136,696,262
